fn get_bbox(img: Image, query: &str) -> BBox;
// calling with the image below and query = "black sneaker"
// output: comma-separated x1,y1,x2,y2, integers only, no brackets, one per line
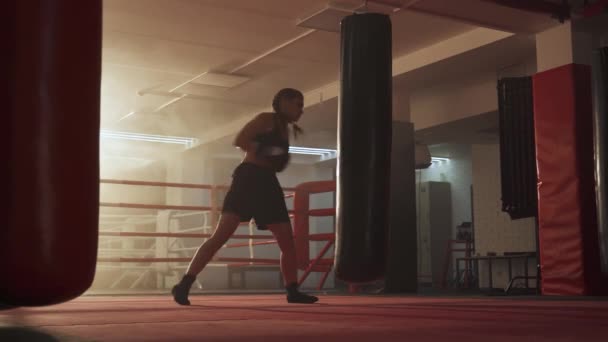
287,292,319,304
0,302,17,310
171,284,191,306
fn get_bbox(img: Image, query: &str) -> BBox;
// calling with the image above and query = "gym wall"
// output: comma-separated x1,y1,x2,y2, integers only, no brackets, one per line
472,144,537,289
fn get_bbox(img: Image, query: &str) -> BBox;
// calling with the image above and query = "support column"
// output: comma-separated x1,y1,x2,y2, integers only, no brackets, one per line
393,85,411,123
384,120,418,293
385,85,417,292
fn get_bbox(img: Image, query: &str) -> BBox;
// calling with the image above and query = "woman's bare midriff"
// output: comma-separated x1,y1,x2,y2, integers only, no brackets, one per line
242,151,274,170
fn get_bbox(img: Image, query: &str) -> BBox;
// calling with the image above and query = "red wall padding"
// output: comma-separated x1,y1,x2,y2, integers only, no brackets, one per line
533,63,607,295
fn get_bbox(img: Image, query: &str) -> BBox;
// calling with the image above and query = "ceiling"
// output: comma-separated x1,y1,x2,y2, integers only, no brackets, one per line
101,0,478,133
100,0,563,164
415,110,500,146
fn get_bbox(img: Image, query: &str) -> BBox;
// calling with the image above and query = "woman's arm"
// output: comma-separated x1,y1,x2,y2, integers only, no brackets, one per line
233,113,274,152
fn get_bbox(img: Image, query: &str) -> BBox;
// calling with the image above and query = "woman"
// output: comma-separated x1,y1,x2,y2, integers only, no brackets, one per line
172,88,319,305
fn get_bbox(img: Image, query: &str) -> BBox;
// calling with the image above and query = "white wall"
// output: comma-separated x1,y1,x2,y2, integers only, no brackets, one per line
471,144,537,289
536,22,575,72
417,144,473,233
413,142,539,290
415,144,472,287
410,54,536,131
393,84,411,122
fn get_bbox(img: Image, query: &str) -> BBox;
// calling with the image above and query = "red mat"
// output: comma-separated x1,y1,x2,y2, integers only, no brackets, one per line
2,295,608,341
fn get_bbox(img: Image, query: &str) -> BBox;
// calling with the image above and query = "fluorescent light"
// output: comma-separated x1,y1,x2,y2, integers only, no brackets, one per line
101,156,156,163
289,146,337,160
289,146,335,153
100,130,198,148
101,156,158,166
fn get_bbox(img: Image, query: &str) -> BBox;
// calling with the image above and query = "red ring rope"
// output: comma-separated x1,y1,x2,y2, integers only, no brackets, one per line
97,179,335,289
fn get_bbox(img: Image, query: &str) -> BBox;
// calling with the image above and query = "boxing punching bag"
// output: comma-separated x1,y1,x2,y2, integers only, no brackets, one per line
335,13,392,283
1,0,102,306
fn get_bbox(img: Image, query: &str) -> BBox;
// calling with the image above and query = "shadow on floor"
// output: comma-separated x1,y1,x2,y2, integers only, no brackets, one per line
0,328,59,342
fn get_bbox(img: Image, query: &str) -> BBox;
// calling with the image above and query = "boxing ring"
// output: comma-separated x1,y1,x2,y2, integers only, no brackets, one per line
94,179,336,292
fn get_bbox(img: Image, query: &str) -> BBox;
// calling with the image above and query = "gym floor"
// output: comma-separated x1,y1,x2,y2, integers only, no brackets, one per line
2,294,608,341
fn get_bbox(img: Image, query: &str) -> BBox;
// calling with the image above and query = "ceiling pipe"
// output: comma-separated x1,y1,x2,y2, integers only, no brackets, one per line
581,0,608,17
374,0,605,30
483,0,608,22
480,0,568,15
479,0,570,22
368,0,528,32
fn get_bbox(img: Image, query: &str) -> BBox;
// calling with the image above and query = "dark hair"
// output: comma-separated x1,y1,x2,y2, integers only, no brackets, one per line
272,88,304,139
272,88,303,113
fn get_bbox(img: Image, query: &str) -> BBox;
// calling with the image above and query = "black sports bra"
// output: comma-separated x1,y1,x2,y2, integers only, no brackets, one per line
254,113,290,172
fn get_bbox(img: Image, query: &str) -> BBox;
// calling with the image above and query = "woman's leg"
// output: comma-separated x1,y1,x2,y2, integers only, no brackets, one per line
172,212,241,305
267,223,318,304
266,222,298,285
186,213,241,276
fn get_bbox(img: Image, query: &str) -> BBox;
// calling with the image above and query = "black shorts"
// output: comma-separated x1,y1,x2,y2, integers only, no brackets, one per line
221,162,290,230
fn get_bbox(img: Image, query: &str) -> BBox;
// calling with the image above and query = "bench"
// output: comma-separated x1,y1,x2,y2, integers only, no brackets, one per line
227,264,282,289
456,252,537,292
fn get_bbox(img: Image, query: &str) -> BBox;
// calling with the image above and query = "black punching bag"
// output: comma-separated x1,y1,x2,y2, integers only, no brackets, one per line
1,0,102,306
335,13,392,283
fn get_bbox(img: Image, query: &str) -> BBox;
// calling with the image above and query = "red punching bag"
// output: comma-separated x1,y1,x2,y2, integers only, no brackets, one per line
2,0,102,306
